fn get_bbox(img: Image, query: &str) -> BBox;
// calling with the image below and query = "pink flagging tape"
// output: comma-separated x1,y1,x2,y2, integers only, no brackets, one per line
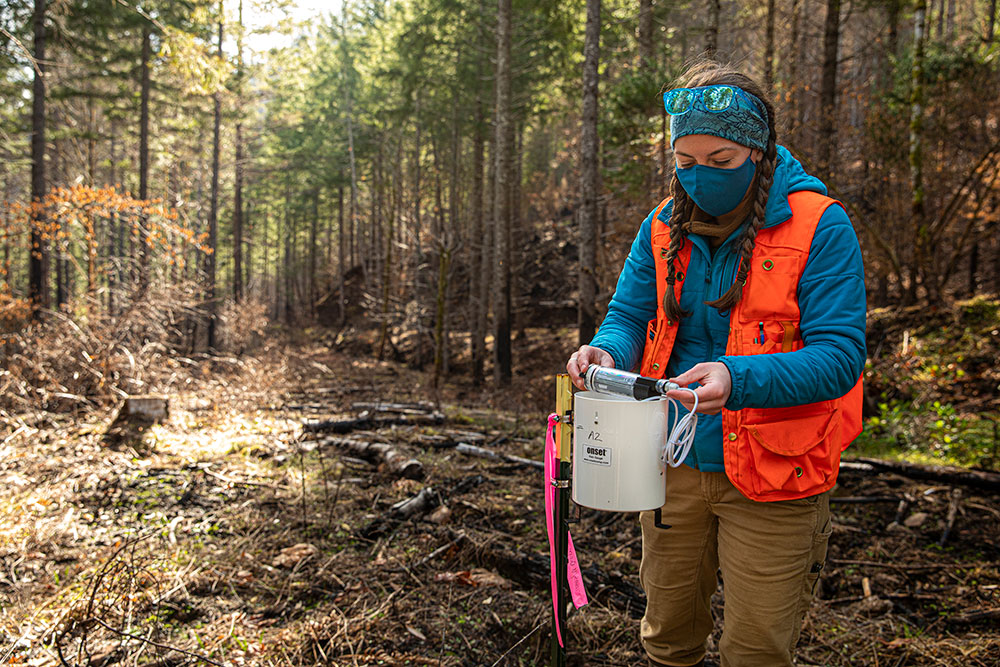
545,414,588,647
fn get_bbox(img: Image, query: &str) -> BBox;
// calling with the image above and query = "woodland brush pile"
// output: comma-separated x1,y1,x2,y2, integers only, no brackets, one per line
0,283,268,422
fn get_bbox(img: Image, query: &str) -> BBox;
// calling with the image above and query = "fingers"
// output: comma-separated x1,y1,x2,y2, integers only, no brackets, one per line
567,352,585,390
669,362,712,388
666,386,724,414
667,362,732,415
566,346,613,391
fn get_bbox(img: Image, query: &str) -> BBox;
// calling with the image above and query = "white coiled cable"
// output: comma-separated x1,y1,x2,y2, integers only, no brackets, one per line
644,388,700,467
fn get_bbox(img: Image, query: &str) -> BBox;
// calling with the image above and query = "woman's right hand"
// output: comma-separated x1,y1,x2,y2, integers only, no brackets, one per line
566,345,614,391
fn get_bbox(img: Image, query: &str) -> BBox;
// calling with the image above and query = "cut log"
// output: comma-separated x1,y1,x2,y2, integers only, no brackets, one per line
389,486,440,520
321,436,424,479
361,486,440,539
946,608,1000,625
414,430,491,448
363,476,487,540
103,395,170,449
351,401,438,414
452,442,543,470
303,411,445,434
845,457,1000,493
122,395,169,421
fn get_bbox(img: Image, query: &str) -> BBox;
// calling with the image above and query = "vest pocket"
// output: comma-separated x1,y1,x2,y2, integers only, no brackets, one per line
746,406,839,456
740,254,801,322
739,406,841,498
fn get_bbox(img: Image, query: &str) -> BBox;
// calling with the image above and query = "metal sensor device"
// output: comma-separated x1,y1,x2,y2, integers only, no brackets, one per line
583,365,679,401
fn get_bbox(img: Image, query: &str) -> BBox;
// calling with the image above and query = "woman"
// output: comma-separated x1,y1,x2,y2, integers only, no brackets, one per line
566,60,866,667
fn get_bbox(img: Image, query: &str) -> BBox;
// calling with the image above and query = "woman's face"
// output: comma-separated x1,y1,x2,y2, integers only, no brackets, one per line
673,134,762,170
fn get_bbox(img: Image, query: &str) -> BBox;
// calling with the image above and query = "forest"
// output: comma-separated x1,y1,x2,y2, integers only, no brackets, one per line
1,0,999,665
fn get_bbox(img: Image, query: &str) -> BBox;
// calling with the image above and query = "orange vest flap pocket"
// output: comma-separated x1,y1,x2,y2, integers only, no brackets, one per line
746,408,839,456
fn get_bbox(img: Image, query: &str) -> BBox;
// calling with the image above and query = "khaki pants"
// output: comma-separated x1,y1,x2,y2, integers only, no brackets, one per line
638,463,832,667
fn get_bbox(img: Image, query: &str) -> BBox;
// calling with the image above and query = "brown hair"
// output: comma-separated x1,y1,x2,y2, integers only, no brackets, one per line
660,58,778,321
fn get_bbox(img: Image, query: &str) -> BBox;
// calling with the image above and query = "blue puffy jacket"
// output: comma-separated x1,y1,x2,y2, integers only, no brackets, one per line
589,145,866,472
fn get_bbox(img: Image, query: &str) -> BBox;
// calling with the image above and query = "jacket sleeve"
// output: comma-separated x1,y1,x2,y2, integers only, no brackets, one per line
588,204,666,371
720,203,867,409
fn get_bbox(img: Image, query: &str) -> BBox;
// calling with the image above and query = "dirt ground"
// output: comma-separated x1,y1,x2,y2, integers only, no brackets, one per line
2,332,999,666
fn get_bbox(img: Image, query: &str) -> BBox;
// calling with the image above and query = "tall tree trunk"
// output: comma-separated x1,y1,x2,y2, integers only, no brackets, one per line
787,0,803,142
54,137,65,309
512,121,524,341
2,173,11,292
244,200,252,295
338,185,346,325
342,11,359,276
638,0,653,68
109,120,120,314
378,141,401,359
87,98,96,185
446,80,460,373
470,98,486,386
411,93,424,368
764,0,775,90
705,0,720,59
579,0,600,345
138,24,152,292
493,0,513,385
310,188,319,317
233,2,245,303
817,0,841,180
432,246,451,387
908,0,928,304
988,0,997,43
29,0,47,316
284,208,293,324
660,104,667,197
207,9,223,350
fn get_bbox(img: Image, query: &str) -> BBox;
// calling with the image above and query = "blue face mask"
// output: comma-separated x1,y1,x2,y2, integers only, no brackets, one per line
675,154,756,217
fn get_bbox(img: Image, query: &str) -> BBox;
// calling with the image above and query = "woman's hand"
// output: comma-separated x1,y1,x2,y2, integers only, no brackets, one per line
665,362,732,414
566,345,614,391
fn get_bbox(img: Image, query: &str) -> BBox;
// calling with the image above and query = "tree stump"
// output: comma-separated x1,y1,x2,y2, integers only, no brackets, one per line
103,395,170,450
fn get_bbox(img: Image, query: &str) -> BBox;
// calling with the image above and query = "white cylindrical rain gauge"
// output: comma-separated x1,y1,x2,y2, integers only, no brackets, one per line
571,390,667,512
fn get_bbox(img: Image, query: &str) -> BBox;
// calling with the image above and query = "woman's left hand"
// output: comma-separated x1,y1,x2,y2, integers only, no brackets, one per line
665,362,733,415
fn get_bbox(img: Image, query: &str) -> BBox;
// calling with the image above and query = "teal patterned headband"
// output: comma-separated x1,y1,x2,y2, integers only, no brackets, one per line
668,85,770,152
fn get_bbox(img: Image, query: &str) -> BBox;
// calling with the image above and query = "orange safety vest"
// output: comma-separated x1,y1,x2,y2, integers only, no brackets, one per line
639,190,863,502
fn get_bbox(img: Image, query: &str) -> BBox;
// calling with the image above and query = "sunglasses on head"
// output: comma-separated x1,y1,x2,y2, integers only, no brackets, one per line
662,84,745,115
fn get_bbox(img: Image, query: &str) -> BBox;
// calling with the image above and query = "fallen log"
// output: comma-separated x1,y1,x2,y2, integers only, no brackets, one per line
362,487,441,539
390,486,440,520
844,457,1000,493
351,401,438,414
304,411,445,435
414,431,491,448
364,476,487,540
452,442,543,470
946,608,1000,626
321,436,424,479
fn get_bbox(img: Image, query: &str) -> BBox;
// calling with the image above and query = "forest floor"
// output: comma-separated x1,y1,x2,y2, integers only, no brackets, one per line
2,321,1000,667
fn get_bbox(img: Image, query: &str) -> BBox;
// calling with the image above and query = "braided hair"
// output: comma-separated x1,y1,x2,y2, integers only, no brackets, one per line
661,59,779,322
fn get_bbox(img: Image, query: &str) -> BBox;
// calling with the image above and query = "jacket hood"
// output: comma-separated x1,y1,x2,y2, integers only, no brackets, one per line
762,145,827,228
